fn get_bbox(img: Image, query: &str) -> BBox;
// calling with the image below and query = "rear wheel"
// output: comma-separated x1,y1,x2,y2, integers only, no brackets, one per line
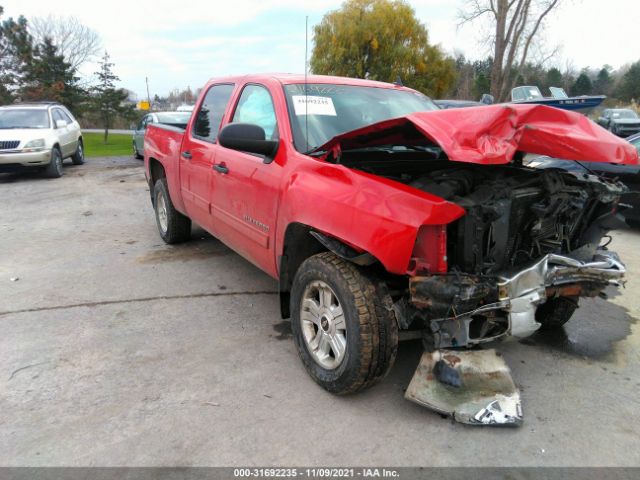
290,252,397,394
71,139,85,165
43,147,63,178
133,142,143,159
153,178,191,244
535,296,578,330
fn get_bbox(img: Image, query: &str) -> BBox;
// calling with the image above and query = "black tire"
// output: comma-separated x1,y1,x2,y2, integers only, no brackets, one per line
290,252,398,395
153,178,191,244
535,296,578,331
133,142,143,160
71,139,85,165
44,147,63,178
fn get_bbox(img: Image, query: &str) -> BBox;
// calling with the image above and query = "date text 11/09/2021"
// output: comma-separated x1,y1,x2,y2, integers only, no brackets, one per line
233,468,400,478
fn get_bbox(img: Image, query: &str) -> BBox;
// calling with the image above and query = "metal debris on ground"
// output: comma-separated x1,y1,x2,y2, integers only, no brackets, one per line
405,349,522,427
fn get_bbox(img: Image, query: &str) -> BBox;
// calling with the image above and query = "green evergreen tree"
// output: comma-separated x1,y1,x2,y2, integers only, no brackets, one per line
0,6,33,104
617,61,640,102
91,51,134,143
593,67,612,95
21,37,84,110
544,67,563,90
572,72,593,96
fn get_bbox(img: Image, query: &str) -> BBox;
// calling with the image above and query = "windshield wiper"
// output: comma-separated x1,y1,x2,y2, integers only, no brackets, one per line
304,147,327,156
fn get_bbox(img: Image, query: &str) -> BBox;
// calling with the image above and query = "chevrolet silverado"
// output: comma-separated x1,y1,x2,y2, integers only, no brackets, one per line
143,74,637,422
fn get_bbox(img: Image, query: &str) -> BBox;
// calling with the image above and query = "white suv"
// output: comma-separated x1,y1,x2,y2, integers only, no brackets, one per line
0,102,84,178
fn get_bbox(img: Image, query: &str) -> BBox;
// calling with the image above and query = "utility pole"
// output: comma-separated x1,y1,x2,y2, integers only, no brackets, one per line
145,77,151,107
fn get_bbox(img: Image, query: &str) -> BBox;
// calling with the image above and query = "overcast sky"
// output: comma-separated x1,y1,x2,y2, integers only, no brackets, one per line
2,0,638,99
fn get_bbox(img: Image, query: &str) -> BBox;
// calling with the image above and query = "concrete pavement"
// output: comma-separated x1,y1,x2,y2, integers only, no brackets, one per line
1,156,639,466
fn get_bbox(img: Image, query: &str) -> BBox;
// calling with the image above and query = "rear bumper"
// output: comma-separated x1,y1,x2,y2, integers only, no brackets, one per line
409,250,625,348
0,150,51,169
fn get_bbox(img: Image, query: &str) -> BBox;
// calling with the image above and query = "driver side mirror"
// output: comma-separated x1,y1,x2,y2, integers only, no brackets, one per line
218,123,279,162
55,119,68,129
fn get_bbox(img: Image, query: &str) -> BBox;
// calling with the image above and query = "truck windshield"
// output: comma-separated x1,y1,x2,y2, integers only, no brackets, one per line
283,84,437,153
0,109,50,129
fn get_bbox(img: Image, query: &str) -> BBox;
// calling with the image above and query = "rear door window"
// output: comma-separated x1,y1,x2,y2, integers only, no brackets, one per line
52,109,66,127
192,84,235,142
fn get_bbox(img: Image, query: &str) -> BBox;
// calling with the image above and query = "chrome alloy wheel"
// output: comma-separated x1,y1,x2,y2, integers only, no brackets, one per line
300,280,347,370
156,190,168,233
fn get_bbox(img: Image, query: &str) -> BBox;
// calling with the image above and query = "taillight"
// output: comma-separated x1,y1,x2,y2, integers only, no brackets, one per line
407,225,448,275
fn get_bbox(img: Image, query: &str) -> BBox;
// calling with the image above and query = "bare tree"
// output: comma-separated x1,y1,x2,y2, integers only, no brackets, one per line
28,15,101,70
460,0,561,101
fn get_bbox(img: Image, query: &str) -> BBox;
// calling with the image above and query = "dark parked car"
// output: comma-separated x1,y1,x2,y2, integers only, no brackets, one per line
526,133,640,225
597,109,640,137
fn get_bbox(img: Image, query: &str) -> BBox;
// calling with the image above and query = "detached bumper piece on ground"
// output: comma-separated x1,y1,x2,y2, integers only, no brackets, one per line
406,349,522,426
405,250,626,426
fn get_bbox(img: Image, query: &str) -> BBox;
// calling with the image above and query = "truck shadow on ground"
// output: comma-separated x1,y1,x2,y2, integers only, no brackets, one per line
520,297,636,360
137,227,233,264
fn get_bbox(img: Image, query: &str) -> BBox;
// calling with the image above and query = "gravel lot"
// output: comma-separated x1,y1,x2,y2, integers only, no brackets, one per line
1,156,639,466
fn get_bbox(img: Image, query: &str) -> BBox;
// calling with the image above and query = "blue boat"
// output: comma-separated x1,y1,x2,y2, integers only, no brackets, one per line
510,86,605,114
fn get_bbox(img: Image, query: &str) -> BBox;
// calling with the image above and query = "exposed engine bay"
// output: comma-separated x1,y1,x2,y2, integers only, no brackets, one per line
338,150,628,349
408,164,625,274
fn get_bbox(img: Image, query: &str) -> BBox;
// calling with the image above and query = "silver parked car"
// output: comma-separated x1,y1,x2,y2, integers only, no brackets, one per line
0,102,84,178
132,111,191,159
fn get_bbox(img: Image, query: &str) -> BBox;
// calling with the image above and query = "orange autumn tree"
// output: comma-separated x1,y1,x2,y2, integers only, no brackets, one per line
311,0,456,98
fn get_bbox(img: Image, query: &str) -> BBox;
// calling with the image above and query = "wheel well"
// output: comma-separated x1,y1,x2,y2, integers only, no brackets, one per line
278,223,326,319
148,158,166,205
149,158,166,185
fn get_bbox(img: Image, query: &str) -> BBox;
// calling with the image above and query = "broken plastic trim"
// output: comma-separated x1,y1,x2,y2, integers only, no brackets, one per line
413,249,626,349
310,231,376,266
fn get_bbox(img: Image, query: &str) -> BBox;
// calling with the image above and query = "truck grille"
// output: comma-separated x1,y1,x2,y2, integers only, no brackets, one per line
0,140,20,150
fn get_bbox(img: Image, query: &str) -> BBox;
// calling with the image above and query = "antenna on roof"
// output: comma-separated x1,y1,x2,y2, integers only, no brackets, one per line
394,75,403,87
305,15,309,152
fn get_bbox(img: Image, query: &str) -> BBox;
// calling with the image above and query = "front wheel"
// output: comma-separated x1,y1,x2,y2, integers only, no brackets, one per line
133,142,143,160
153,178,191,244
43,147,63,178
71,139,85,165
535,296,578,330
290,252,397,395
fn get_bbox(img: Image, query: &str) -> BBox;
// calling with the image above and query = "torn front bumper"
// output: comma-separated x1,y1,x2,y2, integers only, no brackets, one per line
405,349,522,426
410,249,625,348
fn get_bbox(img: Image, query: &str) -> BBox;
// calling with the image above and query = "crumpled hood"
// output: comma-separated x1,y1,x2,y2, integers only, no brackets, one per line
316,104,639,165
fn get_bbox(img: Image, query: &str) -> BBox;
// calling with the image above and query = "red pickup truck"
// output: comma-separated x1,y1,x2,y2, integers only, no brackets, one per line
144,73,636,399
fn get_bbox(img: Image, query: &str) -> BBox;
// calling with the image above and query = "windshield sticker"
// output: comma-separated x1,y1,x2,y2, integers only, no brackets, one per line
292,95,337,116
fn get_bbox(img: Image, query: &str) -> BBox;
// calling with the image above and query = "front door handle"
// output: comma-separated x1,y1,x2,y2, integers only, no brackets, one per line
213,163,229,174
181,151,192,159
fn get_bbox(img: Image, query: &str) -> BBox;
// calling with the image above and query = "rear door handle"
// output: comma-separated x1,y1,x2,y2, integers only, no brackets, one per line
213,163,229,174
181,151,192,159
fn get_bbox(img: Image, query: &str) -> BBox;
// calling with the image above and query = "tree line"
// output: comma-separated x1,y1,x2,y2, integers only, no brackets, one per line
0,5,134,140
3,0,639,128
311,0,640,105
451,55,640,103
